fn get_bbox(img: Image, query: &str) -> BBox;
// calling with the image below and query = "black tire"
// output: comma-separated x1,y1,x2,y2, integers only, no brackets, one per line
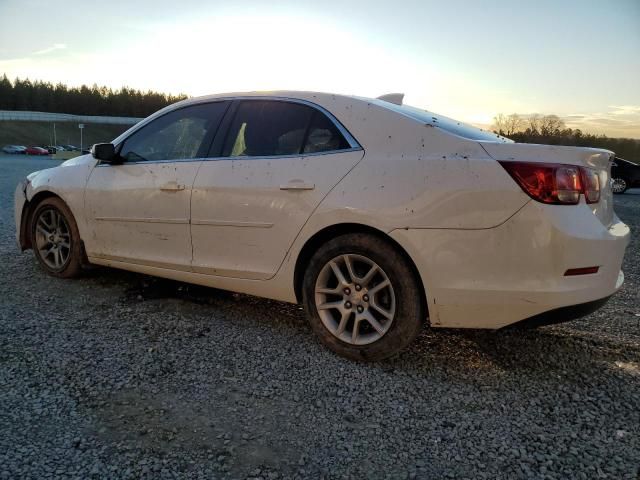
30,197,83,278
611,177,628,194
302,233,424,361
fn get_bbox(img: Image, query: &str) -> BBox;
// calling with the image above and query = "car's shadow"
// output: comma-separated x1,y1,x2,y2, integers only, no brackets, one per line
80,264,640,380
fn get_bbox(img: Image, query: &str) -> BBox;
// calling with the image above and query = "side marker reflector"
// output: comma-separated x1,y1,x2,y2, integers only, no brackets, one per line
564,267,599,276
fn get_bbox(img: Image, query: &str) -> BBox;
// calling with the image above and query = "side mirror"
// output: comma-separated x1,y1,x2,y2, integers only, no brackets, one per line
91,143,119,163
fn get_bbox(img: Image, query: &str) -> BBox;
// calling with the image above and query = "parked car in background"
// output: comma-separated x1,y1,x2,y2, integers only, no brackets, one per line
24,146,50,156
13,91,630,360
611,157,640,194
43,146,59,154
61,144,80,151
2,145,27,154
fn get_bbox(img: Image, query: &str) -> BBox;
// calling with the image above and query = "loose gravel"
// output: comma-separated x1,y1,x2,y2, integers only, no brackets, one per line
1,155,639,479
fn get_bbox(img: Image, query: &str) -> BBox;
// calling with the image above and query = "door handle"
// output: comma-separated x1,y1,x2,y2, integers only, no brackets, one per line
280,182,315,191
160,182,185,192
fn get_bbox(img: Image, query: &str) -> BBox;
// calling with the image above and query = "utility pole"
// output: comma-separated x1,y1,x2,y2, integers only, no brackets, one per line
79,123,84,152
53,123,57,146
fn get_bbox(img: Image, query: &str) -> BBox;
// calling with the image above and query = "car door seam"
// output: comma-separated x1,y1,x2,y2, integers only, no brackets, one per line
266,149,367,281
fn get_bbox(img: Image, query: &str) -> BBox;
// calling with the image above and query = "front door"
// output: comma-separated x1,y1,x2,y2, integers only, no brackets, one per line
84,101,229,270
191,99,364,280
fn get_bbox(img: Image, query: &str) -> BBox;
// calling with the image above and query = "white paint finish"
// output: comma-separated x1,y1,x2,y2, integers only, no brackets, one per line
315,128,529,230
16,91,632,330
190,149,365,280
84,161,201,268
390,201,629,328
191,219,274,228
24,155,97,242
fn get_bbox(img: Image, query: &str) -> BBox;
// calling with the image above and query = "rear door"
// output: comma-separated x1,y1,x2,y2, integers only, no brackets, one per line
190,99,364,280
84,101,229,269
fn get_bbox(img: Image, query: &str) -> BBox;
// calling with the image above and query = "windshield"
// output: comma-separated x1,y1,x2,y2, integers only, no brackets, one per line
368,98,512,143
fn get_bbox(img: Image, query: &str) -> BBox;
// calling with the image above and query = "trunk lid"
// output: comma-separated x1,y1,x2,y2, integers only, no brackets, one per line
479,142,615,227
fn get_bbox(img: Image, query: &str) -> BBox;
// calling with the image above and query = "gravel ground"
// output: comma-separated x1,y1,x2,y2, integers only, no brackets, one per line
1,154,639,479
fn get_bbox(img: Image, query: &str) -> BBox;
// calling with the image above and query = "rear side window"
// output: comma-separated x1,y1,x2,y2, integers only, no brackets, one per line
222,100,351,157
304,111,351,153
119,102,228,162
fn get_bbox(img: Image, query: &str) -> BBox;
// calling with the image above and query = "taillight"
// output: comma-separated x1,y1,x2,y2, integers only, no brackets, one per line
581,168,600,204
499,161,600,205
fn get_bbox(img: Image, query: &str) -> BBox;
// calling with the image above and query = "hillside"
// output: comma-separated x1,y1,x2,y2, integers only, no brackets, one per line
0,121,130,148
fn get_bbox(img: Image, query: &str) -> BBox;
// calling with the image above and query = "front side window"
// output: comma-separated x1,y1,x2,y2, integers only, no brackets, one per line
119,102,228,162
222,100,351,157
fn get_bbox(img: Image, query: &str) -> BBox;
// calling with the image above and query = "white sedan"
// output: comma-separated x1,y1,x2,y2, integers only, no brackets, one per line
14,92,630,360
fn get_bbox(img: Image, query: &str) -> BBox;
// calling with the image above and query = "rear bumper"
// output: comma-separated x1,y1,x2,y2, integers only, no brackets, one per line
390,200,630,329
501,294,613,330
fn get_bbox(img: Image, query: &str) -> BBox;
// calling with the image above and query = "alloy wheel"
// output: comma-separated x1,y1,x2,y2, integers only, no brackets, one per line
314,254,396,345
611,177,627,194
34,208,72,270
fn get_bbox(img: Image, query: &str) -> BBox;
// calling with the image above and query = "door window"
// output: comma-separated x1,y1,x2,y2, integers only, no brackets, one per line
119,102,228,162
222,100,351,157
303,110,351,153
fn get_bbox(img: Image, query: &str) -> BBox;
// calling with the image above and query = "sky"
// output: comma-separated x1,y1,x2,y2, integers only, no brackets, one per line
0,0,639,137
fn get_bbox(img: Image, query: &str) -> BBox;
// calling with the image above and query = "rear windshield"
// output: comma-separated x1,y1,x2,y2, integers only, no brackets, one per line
371,99,512,143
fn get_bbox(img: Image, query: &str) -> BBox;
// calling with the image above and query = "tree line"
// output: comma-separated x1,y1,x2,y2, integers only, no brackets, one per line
0,74,188,118
493,113,639,161
0,75,637,160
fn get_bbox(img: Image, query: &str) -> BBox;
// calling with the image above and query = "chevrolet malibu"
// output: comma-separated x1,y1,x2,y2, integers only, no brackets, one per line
14,92,630,360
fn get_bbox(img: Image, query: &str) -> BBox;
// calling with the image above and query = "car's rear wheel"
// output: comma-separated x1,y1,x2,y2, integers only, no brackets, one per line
31,197,83,278
302,233,424,361
611,177,628,194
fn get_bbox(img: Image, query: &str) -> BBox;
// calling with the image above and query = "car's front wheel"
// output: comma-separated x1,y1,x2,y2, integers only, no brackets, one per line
302,233,424,361
611,177,628,194
30,197,83,278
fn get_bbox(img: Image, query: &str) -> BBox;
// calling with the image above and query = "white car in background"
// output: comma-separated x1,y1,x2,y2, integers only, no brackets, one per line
14,91,630,360
3,145,27,154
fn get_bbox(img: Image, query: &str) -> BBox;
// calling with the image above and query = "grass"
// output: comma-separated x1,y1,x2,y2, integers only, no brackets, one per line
0,121,131,148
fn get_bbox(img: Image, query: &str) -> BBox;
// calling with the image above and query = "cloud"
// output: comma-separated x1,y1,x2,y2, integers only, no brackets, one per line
562,106,640,138
33,43,67,56
608,105,640,116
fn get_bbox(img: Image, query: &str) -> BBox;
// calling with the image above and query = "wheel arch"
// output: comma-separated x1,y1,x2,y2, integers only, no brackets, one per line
292,222,428,321
20,191,84,261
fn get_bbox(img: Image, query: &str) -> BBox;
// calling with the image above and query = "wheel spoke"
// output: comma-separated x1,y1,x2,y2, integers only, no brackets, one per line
362,310,385,334
370,301,394,319
336,310,350,335
316,286,342,295
343,255,358,282
36,225,50,237
317,301,343,311
39,216,53,230
368,279,390,296
329,260,348,286
351,317,361,343
360,264,378,286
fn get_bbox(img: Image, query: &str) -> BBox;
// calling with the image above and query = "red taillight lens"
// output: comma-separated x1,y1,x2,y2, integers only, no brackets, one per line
581,168,600,204
499,161,600,205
